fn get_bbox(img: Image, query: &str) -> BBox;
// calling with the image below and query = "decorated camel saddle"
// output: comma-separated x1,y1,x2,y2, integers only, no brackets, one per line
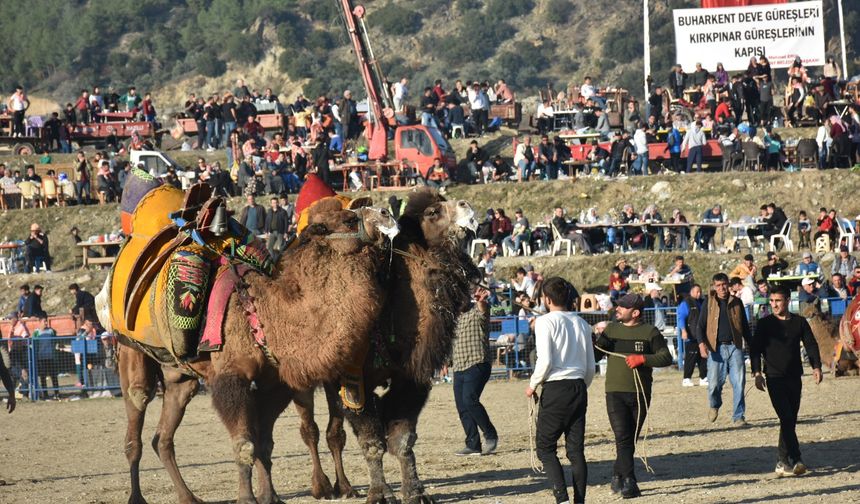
101,168,273,368
837,296,860,375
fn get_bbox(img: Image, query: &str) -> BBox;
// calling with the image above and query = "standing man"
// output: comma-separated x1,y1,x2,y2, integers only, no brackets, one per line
678,284,708,387
751,286,822,476
264,196,288,261
682,120,707,173
7,85,29,137
239,194,266,237
526,277,595,504
696,273,752,425
338,90,357,156
595,293,673,498
448,287,498,456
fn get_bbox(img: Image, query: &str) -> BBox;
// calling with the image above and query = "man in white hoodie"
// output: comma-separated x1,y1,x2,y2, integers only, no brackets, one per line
526,277,595,504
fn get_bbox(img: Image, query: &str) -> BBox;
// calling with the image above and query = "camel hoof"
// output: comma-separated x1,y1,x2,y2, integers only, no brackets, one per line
235,441,255,466
179,496,206,504
335,481,359,499
256,491,283,504
311,474,334,500
366,484,398,504
403,495,436,504
128,495,149,504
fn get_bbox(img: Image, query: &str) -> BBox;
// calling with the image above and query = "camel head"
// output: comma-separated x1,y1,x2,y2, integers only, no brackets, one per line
350,206,399,244
303,197,398,253
420,199,478,248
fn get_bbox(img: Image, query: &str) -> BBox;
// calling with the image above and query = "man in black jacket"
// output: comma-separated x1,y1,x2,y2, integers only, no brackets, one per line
23,285,47,319
25,223,51,273
264,197,289,261
338,90,357,154
752,286,821,476
69,283,97,323
465,140,488,184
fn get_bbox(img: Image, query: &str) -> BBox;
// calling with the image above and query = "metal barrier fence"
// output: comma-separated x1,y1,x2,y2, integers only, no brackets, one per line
0,336,120,401
490,306,680,375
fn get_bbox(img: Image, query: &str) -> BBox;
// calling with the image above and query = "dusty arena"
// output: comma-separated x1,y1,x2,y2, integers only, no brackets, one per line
0,372,857,503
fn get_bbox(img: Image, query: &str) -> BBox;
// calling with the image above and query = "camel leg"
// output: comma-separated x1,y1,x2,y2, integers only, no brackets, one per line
294,388,335,500
119,344,158,504
324,383,358,498
253,384,292,504
345,395,395,504
211,373,258,504
384,381,433,504
150,368,203,504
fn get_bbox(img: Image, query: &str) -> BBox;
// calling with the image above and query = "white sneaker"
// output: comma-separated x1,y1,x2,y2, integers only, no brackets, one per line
699,378,709,386
682,378,694,387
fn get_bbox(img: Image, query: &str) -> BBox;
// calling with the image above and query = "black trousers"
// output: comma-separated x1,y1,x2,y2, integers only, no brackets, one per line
536,379,587,504
606,391,650,481
766,376,803,463
683,339,707,380
453,361,496,450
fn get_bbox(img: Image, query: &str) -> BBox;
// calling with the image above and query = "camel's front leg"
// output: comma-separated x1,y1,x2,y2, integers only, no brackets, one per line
211,374,258,504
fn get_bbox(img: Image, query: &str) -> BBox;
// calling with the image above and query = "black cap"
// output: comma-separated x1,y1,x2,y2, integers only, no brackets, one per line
616,293,645,311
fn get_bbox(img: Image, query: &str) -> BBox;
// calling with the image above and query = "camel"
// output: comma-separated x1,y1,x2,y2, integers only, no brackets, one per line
112,201,399,504
800,300,859,376
837,296,860,376
800,302,839,371
336,189,483,504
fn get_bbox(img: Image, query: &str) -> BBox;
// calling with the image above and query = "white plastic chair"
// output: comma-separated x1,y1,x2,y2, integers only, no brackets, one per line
451,124,465,139
470,239,491,258
837,218,856,252
551,222,573,257
770,219,794,252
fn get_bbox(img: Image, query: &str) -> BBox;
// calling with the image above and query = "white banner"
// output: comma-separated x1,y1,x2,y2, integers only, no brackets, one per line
673,0,825,72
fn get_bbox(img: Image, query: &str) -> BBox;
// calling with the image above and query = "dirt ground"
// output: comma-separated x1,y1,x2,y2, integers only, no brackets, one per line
0,371,858,504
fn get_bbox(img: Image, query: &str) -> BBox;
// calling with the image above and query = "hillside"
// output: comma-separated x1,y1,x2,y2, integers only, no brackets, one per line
2,0,858,114
2,168,858,315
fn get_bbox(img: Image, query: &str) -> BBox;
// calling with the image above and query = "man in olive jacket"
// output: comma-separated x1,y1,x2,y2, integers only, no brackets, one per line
696,272,752,425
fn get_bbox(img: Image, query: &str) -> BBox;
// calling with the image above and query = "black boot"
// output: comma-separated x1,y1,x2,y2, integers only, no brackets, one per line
620,477,641,499
610,475,623,494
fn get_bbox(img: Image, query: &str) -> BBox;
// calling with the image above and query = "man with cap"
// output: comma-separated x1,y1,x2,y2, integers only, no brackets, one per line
527,277,595,504
796,252,819,276
798,277,820,304
696,273,752,425
642,282,666,331
831,245,858,277
761,251,789,280
595,293,672,498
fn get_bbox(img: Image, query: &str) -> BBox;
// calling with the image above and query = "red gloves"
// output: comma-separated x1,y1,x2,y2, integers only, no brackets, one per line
626,354,646,369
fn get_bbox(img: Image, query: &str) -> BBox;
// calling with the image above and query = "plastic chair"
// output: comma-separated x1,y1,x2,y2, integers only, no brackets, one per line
769,219,793,252
470,239,491,258
741,142,762,171
815,234,831,254
18,181,43,209
551,222,573,256
795,138,818,169
837,218,856,252
451,124,465,139
41,178,65,206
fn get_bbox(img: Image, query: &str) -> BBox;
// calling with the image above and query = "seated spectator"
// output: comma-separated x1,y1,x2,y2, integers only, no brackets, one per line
831,245,857,277
585,139,609,176
551,207,593,254
535,99,554,135
641,204,664,250
485,155,512,183
23,284,47,318
666,208,689,250
694,203,723,250
23,165,41,184
465,140,488,184
729,276,755,307
849,267,860,296
829,273,849,299
426,158,451,194
502,208,530,256
615,258,634,279
798,277,819,304
534,135,558,180
666,255,694,295
495,79,515,103
513,136,536,182
620,204,646,249
511,267,535,298
795,252,820,276
595,109,610,139
729,253,758,286
25,223,51,273
813,207,834,245
797,210,812,249
491,208,513,248
608,267,628,301
761,251,789,279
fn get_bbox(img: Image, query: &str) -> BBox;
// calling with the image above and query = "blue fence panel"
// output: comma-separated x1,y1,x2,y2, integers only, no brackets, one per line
1,336,121,401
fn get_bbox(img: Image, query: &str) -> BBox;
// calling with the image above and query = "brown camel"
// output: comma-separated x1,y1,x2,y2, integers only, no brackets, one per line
336,189,482,504
800,301,839,371
114,201,398,504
